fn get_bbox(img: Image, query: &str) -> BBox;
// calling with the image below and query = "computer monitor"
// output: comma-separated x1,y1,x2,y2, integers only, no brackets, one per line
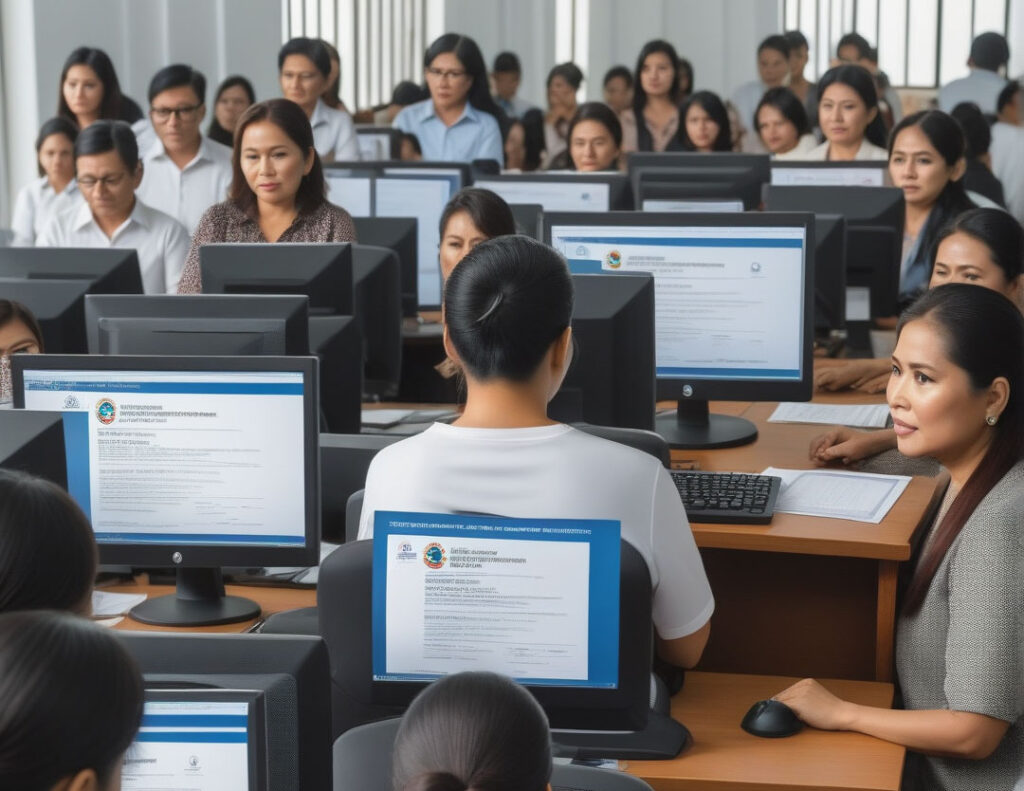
352,216,418,317
473,173,634,212
509,203,544,239
308,315,363,434
119,632,331,791
764,186,904,317
355,126,402,159
84,294,310,355
0,247,144,293
199,243,354,315
0,279,93,353
770,161,890,187
324,171,372,217
343,160,472,189
351,244,402,398
0,410,67,488
548,273,655,431
13,354,320,626
319,433,402,541
627,152,770,211
813,214,847,334
546,211,815,449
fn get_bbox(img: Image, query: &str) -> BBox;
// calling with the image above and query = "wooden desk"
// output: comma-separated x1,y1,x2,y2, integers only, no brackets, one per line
627,672,904,791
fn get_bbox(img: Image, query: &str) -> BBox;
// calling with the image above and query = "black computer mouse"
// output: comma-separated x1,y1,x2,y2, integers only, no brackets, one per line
741,699,804,738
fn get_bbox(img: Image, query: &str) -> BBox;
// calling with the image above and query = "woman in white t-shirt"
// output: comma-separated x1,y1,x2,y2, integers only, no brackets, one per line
358,235,714,667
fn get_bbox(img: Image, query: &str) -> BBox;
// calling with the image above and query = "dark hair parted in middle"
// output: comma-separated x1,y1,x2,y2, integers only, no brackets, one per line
816,64,888,149
444,235,573,382
207,75,256,147
147,63,207,105
932,207,1024,286
632,40,682,152
678,91,733,152
57,46,140,125
755,87,811,139
74,119,140,170
392,671,552,791
34,117,78,177
439,188,516,240
0,300,45,352
278,37,332,78
229,99,326,217
424,34,505,124
567,101,624,150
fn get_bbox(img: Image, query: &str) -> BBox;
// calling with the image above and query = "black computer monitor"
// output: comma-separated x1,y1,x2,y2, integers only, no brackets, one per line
355,126,403,159
546,211,815,449
509,203,544,239
764,186,904,317
319,432,403,541
352,244,402,399
548,273,655,431
0,279,93,353
119,632,331,791
0,410,67,488
627,152,770,211
770,160,890,187
0,247,144,293
472,173,634,212
84,294,310,355
199,243,354,315
309,315,363,434
329,160,472,189
13,354,320,626
813,214,847,334
352,216,418,317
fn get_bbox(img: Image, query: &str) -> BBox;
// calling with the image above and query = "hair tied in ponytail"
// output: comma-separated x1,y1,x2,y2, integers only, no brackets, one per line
474,292,504,324
406,770,469,791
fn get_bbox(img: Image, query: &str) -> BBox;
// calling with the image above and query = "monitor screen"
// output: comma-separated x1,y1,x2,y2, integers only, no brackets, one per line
325,173,372,217
641,198,743,213
474,178,610,212
770,162,889,187
371,511,620,688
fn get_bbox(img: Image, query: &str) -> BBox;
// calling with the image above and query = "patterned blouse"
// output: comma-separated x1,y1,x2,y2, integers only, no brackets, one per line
176,200,357,294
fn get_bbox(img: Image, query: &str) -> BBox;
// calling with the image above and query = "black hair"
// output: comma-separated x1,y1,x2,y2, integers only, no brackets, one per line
0,469,96,615
678,57,694,98
566,102,623,170
34,117,78,177
57,47,138,126
444,235,573,383
817,64,888,148
950,102,992,158
320,40,344,109
207,75,256,146
678,91,733,152
423,34,506,126
900,284,1024,613
74,119,139,170
0,610,143,789
147,63,206,105
755,86,811,140
400,132,422,156
758,34,790,59
392,80,427,106
784,30,809,51
932,207,1024,286
492,51,521,75
518,108,546,171
0,300,44,351
547,62,584,91
392,672,552,791
836,32,872,60
603,65,633,89
969,31,1010,72
440,187,516,241
631,40,682,152
278,37,332,78
997,80,1020,114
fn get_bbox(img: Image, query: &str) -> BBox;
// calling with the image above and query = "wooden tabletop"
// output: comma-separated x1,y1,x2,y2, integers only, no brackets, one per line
627,672,904,791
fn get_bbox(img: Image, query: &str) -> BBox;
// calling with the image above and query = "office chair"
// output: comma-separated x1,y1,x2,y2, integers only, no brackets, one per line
573,424,671,468
332,717,656,791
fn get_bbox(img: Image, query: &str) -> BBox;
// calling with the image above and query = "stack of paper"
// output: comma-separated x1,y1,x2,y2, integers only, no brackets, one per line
761,467,911,524
92,590,147,617
768,402,891,428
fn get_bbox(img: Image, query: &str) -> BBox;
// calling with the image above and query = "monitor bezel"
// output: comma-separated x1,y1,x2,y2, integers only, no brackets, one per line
770,160,892,187
473,172,635,211
353,127,403,159
543,210,816,403
0,247,144,293
12,354,321,568
326,160,472,189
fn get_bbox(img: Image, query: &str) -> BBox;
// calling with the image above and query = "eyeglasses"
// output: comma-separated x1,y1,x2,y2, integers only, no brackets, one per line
150,104,202,122
76,171,129,190
426,67,468,81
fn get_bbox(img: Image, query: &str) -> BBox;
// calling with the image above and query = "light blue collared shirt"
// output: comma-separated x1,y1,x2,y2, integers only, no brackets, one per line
393,98,503,165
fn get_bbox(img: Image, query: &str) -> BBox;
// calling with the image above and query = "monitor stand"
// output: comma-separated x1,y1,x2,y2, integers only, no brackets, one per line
129,568,261,627
552,712,692,760
655,399,758,450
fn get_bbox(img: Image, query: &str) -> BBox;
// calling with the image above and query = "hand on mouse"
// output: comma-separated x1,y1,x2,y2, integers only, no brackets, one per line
773,678,857,731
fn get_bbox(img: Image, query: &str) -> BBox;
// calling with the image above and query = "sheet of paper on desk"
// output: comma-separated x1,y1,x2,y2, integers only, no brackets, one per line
92,590,147,617
768,402,891,428
362,409,416,428
762,467,911,523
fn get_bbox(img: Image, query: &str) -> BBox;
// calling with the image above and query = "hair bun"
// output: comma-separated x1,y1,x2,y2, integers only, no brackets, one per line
405,771,468,791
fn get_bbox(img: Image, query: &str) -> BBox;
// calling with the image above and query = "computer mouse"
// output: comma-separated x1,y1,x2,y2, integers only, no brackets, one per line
740,699,804,738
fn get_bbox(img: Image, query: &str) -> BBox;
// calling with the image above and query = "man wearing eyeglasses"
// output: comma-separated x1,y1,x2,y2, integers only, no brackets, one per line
135,65,233,234
38,120,190,294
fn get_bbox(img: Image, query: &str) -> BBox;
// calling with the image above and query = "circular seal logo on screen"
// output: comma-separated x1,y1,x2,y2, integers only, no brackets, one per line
63,394,80,410
605,250,622,269
423,542,447,570
95,398,117,425
751,262,762,273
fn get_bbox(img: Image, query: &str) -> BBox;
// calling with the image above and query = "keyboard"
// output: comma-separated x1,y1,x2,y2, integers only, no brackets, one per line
670,471,782,524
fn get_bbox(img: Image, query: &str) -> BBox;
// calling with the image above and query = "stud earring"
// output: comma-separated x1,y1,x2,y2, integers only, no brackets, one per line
986,415,997,426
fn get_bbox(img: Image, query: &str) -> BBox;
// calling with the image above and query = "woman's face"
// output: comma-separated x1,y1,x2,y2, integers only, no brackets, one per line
280,53,327,113
547,75,576,110
215,84,251,133
685,103,720,152
440,210,489,280
819,82,875,147
63,64,103,121
426,52,472,112
756,104,799,154
38,133,75,187
239,120,313,210
930,232,1021,302
640,52,675,99
888,319,997,465
757,47,789,87
0,319,41,357
603,76,632,114
504,122,526,170
889,125,961,209
570,119,620,171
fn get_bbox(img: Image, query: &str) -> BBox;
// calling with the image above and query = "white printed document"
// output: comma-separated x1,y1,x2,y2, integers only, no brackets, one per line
92,590,147,617
768,402,891,428
762,467,911,523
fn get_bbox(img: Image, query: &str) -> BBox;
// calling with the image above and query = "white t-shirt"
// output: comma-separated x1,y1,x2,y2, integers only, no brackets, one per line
357,422,715,641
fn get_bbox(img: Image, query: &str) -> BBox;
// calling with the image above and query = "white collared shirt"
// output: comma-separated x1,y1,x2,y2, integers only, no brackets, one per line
776,138,889,161
10,177,83,246
137,137,233,233
37,198,190,294
310,98,360,163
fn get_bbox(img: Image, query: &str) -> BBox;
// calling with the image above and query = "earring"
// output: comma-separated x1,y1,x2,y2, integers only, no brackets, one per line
986,415,997,426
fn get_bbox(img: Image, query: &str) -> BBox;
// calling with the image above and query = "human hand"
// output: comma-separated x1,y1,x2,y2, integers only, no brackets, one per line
773,678,856,731
853,373,890,394
814,359,889,392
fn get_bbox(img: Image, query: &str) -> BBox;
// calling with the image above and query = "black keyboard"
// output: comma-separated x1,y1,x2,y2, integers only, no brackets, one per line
670,471,782,524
